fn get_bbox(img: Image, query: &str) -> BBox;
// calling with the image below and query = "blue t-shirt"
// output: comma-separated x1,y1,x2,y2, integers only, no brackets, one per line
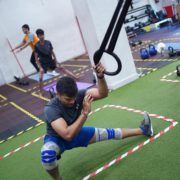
44,90,86,137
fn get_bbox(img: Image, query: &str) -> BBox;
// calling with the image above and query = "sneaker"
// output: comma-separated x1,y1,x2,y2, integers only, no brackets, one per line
52,70,60,76
46,71,54,76
140,112,153,137
47,70,59,76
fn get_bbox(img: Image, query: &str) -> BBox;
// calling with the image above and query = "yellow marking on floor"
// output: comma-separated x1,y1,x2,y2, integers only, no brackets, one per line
6,66,89,94
35,123,43,127
2,103,9,107
0,94,7,100
31,92,50,102
31,66,92,101
17,131,24,136
25,67,84,92
10,102,44,123
62,64,87,68
76,59,89,61
131,37,180,53
0,122,44,144
131,41,151,50
7,136,14,140
27,127,33,131
134,58,177,62
7,83,27,93
137,68,157,70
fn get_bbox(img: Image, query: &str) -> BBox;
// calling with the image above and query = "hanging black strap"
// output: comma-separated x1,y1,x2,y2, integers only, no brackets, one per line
93,0,132,76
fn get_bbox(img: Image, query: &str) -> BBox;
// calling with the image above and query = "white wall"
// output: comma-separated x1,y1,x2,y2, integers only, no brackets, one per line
72,0,138,90
149,0,178,16
161,0,178,7
149,0,164,12
0,0,85,84
0,70,5,86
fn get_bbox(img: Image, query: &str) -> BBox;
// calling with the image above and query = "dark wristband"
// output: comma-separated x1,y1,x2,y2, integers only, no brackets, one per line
97,75,104,79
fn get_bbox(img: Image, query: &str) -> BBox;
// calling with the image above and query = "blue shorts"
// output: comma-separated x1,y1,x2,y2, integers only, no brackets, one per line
44,127,95,153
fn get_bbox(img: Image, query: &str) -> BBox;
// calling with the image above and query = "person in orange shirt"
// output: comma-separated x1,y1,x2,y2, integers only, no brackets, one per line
11,24,39,72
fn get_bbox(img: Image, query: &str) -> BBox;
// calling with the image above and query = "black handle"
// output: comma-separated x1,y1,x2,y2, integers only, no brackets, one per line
168,46,174,53
93,50,122,76
176,64,180,71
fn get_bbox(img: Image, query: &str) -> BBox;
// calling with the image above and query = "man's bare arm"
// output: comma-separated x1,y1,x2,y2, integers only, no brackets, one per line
11,41,25,52
86,63,108,100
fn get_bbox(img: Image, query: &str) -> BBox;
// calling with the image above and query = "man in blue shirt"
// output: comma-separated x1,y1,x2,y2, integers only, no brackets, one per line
41,63,153,180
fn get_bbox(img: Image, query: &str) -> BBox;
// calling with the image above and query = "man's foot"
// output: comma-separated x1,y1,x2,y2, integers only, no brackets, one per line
52,70,60,76
140,112,153,137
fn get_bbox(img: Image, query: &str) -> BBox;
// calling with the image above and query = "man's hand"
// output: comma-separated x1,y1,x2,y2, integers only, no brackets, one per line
86,62,108,100
15,48,22,53
11,48,20,53
11,48,15,52
93,63,105,78
83,94,93,114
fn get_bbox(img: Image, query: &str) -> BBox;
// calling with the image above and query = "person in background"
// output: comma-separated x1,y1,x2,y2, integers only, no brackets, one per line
11,24,39,72
34,29,79,96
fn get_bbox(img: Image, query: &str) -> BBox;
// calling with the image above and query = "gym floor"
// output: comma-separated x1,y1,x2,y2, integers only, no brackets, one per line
0,25,180,180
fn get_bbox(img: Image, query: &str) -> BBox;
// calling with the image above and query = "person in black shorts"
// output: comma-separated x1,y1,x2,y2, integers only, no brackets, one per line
34,29,78,95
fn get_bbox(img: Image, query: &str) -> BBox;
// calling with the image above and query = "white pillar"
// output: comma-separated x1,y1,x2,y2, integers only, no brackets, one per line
0,69,5,86
148,0,164,12
71,0,138,90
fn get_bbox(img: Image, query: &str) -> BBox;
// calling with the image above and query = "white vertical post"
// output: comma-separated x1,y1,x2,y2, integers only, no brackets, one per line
71,0,138,90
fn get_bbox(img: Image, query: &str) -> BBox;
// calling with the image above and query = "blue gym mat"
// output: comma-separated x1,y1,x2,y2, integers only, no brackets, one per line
28,73,59,81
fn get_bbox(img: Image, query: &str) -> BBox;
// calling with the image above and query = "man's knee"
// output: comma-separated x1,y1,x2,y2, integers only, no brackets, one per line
41,142,60,170
95,128,122,142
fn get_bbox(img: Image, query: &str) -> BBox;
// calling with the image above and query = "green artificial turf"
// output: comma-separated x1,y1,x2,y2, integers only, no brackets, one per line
0,60,180,180
164,71,180,81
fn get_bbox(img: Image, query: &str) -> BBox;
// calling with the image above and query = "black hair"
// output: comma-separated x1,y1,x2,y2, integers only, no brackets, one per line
36,29,44,36
56,77,78,97
22,24,30,30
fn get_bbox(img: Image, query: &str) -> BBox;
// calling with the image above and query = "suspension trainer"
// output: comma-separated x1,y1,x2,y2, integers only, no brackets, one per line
93,0,132,76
